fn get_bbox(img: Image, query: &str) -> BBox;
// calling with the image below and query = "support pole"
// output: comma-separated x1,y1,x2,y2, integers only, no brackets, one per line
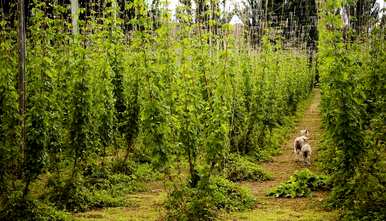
17,0,26,177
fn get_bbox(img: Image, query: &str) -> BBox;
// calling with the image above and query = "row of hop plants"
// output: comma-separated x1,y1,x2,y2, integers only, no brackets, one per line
117,22,315,219
0,1,314,220
318,0,385,220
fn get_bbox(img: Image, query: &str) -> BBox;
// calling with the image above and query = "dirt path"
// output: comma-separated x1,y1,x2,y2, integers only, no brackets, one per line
75,89,336,221
225,89,337,221
253,88,322,195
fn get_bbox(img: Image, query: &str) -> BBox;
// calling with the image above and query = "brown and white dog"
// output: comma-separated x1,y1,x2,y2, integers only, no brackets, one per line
294,129,312,165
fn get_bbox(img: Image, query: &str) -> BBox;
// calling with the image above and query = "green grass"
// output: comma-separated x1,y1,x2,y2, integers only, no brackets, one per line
73,207,160,221
223,207,337,221
73,192,166,221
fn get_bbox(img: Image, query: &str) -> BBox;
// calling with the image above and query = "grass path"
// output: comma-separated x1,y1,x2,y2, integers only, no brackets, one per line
74,89,337,221
223,89,337,221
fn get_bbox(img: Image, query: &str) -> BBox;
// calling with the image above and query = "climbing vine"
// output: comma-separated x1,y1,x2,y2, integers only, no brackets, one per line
0,1,316,219
318,0,385,220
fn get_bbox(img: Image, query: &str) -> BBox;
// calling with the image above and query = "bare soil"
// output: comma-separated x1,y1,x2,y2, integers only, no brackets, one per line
224,89,337,220
252,88,322,196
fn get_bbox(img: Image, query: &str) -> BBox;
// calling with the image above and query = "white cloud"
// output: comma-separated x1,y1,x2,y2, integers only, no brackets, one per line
229,14,243,25
372,0,386,19
163,0,245,12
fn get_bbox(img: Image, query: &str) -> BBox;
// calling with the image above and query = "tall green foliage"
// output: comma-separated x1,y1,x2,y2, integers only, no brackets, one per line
0,17,19,194
0,1,316,219
23,1,65,195
68,39,93,178
109,1,141,166
318,0,385,220
92,25,115,162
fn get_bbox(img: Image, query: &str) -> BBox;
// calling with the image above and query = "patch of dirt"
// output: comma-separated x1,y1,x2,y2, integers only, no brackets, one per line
241,89,329,211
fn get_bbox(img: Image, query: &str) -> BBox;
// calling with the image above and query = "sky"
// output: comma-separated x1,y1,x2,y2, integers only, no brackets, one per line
161,0,385,20
164,0,385,15
373,0,386,19
164,0,243,13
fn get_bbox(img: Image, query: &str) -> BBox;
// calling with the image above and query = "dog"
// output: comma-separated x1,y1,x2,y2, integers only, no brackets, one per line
300,143,312,166
293,129,312,165
293,135,308,160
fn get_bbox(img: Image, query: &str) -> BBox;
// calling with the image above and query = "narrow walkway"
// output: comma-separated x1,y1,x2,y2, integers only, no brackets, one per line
253,88,322,195
227,89,337,221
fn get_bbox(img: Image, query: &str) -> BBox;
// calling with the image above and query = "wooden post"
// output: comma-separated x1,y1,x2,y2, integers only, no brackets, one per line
17,0,26,176
265,0,269,25
71,0,79,35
